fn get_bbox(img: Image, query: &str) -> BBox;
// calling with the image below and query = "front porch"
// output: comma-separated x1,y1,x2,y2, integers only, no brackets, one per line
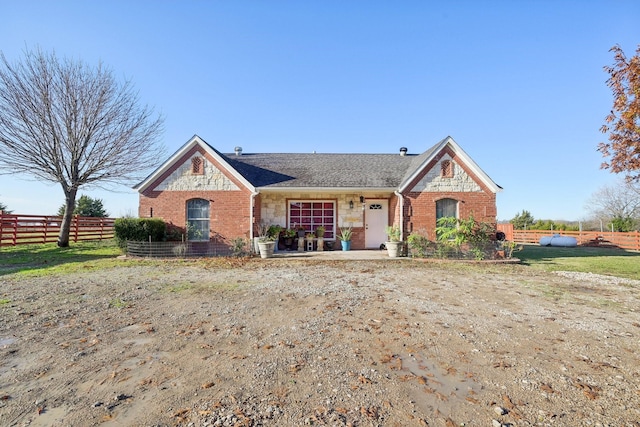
264,248,398,260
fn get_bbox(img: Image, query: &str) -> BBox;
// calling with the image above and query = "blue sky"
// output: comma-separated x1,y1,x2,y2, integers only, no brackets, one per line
1,1,638,221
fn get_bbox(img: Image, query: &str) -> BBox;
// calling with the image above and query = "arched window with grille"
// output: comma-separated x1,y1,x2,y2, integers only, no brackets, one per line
187,198,210,241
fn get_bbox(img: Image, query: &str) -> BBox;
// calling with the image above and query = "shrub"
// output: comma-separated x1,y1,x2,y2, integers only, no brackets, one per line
114,218,167,248
435,215,496,260
230,237,249,257
165,222,186,241
407,231,431,257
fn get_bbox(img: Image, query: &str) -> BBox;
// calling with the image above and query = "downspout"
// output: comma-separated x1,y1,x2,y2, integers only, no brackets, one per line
394,190,404,240
250,190,259,240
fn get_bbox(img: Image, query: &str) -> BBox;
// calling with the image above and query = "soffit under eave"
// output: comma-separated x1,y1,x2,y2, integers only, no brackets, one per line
255,187,397,194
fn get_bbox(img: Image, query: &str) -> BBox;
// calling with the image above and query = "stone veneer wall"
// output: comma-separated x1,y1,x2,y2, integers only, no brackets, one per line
410,154,482,193
258,192,393,230
154,154,240,192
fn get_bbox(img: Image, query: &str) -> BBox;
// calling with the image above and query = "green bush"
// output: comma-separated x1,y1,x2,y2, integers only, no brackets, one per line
435,215,496,260
114,218,167,248
407,231,432,258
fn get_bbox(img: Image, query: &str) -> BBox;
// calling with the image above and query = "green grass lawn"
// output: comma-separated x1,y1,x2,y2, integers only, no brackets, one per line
1,240,638,281
0,240,126,276
516,244,640,281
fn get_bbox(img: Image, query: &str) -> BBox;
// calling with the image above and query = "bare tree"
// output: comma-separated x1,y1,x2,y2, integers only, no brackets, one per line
0,48,164,247
585,180,640,231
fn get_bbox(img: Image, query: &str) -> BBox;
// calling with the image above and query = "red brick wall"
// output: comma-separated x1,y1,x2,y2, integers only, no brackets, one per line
404,191,497,239
139,189,253,243
138,147,254,246
350,226,365,250
400,146,497,240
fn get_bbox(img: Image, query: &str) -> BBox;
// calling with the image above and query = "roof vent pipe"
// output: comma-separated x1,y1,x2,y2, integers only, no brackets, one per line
234,146,242,156
399,147,408,156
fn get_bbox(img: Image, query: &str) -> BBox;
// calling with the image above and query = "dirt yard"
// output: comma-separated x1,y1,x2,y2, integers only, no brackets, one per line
1,258,639,426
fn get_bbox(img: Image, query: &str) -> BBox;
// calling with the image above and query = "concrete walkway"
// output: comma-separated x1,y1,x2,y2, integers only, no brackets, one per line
268,249,402,260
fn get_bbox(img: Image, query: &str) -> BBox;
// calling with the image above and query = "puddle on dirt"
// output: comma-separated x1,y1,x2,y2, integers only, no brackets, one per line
396,352,481,416
0,337,16,347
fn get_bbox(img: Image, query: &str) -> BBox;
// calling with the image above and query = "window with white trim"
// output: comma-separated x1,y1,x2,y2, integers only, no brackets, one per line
436,198,458,239
187,198,210,241
436,198,458,220
288,201,335,239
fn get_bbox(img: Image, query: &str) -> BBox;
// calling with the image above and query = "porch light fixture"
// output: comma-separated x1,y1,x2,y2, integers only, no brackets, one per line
360,195,365,211
349,200,354,209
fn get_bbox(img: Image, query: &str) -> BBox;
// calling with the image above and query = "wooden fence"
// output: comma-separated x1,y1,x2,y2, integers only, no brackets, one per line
0,212,116,246
497,223,640,251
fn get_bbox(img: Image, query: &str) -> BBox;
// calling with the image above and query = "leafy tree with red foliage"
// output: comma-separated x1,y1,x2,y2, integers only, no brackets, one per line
599,44,640,181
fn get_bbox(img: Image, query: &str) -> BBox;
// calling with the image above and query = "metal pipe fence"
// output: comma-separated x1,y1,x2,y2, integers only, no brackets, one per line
126,241,233,258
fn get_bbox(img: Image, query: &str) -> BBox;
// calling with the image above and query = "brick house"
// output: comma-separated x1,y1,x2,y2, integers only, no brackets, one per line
134,135,501,251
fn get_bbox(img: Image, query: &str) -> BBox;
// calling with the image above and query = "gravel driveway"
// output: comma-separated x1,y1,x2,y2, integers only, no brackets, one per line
1,258,639,426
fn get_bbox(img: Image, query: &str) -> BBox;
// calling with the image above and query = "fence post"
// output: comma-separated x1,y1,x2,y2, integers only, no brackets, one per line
73,215,79,242
11,214,17,245
43,216,48,244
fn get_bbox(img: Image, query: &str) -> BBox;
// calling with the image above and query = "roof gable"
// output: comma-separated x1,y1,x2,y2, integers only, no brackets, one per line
398,136,502,194
134,135,255,193
135,135,501,194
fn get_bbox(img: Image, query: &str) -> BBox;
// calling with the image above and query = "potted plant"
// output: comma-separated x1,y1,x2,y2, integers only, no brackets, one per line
267,224,282,252
282,228,297,250
385,225,402,257
315,226,325,251
257,236,276,258
338,226,352,251
254,222,269,254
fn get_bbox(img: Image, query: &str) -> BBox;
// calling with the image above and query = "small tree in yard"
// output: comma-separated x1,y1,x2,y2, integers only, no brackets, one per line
57,194,109,217
0,200,11,213
510,210,535,230
599,44,640,181
0,48,164,247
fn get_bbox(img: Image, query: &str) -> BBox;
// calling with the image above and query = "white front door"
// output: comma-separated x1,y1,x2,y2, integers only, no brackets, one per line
364,199,388,248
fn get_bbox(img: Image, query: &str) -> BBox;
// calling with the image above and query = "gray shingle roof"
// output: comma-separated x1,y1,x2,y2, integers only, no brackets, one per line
222,152,418,188
134,134,501,194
